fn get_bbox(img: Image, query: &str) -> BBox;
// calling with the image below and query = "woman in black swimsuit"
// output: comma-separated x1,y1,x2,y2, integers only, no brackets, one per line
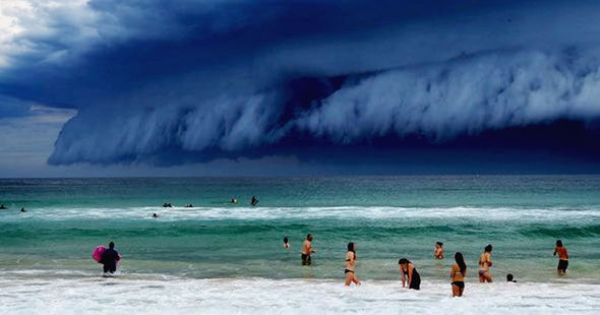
344,242,360,286
399,258,421,290
450,252,466,297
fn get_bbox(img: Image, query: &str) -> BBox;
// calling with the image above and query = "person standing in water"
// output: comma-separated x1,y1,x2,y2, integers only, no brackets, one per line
283,236,290,249
478,244,493,283
301,234,314,265
554,240,569,275
250,196,259,206
434,241,444,259
344,242,361,286
450,252,466,297
101,241,120,274
399,258,421,290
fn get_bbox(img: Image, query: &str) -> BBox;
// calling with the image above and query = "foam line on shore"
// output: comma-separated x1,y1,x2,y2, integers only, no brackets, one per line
1,276,599,314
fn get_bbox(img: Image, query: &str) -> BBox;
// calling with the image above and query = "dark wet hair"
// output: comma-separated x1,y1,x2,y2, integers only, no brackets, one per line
455,252,466,275
347,242,355,252
283,236,288,243
556,240,563,247
485,244,493,252
507,274,514,282
306,233,312,240
436,241,443,246
398,258,410,265
109,241,115,249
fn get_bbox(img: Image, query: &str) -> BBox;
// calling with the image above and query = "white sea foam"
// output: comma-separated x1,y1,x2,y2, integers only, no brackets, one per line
3,206,600,223
0,274,599,314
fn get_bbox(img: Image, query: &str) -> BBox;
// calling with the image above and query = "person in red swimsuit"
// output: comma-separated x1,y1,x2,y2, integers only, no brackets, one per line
554,240,569,275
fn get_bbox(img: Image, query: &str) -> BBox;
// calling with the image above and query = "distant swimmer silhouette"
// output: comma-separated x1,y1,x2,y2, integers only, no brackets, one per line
231,198,238,204
0,204,7,209
250,196,259,206
283,236,289,249
152,213,159,218
506,274,517,283
20,207,26,213
184,204,193,208
162,203,173,208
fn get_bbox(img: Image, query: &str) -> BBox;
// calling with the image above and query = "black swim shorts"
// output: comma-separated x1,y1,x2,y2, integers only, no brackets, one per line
558,259,569,271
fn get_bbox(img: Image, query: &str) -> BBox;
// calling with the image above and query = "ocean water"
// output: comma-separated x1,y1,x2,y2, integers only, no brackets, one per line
1,176,600,314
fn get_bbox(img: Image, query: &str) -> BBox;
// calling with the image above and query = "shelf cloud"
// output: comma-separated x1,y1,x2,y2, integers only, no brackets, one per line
1,0,599,167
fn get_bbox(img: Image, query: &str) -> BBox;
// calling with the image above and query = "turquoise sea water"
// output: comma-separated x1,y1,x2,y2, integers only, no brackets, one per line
1,176,599,283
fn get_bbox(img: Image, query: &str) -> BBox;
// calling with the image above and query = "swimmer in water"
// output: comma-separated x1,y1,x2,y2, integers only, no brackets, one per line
20,207,26,213
399,258,421,290
283,236,289,249
162,203,172,208
451,252,466,297
434,241,444,259
0,204,7,209
301,234,315,265
250,196,258,206
152,213,159,218
554,240,569,275
344,242,361,286
184,204,193,208
506,274,517,282
478,244,493,283
231,198,238,204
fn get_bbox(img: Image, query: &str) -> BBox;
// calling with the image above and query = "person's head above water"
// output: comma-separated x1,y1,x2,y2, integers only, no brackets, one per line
455,252,467,274
109,242,115,249
347,242,355,252
556,240,563,247
306,233,313,241
436,241,443,247
484,244,493,253
398,258,410,265
283,236,288,243
507,274,514,282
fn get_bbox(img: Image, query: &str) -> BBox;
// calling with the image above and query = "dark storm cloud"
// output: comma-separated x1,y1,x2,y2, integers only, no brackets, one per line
1,0,599,167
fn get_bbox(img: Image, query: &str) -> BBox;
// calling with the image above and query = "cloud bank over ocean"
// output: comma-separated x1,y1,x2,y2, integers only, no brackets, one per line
1,0,599,167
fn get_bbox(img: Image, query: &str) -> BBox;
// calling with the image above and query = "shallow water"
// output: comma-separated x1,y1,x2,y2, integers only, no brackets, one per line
1,176,599,312
1,274,599,315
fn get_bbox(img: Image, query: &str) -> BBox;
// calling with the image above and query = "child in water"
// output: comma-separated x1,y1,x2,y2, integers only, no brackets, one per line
554,240,569,275
434,242,444,259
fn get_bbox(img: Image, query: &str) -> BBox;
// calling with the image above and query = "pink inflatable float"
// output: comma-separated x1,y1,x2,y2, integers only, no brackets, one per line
92,245,106,263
